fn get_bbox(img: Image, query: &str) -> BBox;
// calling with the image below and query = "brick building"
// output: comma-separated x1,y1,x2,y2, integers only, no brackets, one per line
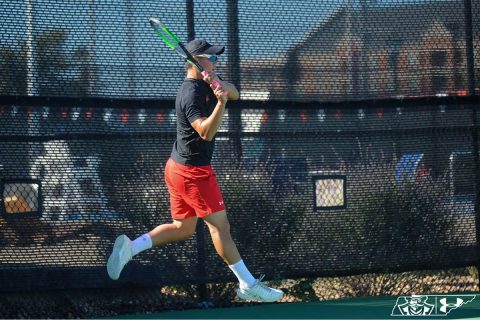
239,1,479,101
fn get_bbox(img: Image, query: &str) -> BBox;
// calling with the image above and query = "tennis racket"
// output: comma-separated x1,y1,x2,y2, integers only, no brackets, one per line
148,18,222,91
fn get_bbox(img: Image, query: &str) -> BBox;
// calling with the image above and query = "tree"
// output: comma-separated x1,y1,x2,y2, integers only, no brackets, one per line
36,29,96,96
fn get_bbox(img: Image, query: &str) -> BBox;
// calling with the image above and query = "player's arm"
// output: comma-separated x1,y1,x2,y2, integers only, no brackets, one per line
220,80,239,100
191,86,228,141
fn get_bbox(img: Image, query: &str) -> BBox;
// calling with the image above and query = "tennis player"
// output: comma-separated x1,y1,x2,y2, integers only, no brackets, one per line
107,39,283,302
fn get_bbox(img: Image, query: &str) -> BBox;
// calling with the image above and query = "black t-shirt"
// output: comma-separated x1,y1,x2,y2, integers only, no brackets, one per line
170,78,217,166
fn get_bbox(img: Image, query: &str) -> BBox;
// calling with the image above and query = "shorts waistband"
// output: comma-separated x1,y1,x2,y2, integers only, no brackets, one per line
168,157,212,170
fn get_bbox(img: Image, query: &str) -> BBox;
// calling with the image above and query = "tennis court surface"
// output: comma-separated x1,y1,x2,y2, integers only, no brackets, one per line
115,294,480,319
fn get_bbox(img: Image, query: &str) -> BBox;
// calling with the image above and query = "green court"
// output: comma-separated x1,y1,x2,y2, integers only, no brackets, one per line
118,294,480,319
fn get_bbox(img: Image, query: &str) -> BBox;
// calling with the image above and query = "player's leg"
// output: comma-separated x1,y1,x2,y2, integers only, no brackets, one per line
202,210,284,302
107,216,197,281
107,158,197,280
202,209,241,265
132,156,198,252
185,164,283,302
107,216,197,280
148,216,197,246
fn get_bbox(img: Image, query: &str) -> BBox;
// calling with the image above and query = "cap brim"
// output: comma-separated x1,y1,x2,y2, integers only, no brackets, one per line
204,45,225,55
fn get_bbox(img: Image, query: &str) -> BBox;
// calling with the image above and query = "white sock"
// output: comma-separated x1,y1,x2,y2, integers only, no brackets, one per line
229,259,256,289
131,233,152,256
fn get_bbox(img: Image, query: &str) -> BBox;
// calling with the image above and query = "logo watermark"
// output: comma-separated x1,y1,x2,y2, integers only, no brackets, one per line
391,294,476,317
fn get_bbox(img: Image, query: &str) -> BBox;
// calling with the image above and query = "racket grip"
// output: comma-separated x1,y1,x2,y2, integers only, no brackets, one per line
211,80,221,89
202,71,228,96
211,81,229,97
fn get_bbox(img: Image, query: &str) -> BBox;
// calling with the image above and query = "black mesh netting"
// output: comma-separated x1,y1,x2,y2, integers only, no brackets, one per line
0,0,479,294
0,102,477,291
0,0,479,99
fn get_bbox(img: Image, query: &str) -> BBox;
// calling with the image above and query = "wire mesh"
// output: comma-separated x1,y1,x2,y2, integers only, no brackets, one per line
0,0,478,294
0,0,478,99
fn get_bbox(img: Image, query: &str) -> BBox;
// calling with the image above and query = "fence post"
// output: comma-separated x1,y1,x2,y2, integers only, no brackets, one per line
226,0,243,161
186,0,195,41
464,0,475,95
185,0,209,302
464,0,480,289
195,221,209,303
471,105,480,291
126,0,135,96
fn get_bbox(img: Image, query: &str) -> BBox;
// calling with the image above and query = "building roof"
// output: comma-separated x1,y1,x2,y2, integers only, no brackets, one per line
285,0,465,56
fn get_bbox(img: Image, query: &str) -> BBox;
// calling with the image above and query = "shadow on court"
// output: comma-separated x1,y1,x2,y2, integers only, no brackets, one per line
115,294,480,319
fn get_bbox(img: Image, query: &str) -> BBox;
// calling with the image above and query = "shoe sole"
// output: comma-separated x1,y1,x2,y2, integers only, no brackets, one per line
236,289,283,302
107,235,129,280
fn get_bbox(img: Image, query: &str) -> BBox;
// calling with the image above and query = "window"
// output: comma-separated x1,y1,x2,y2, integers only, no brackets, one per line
312,175,347,211
1,180,42,219
408,52,417,68
432,75,447,93
431,51,447,67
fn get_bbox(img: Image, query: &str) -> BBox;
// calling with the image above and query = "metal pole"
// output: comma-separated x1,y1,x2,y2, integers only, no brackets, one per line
195,221,208,302
186,0,195,41
226,0,242,160
25,0,37,96
226,0,241,89
347,1,353,97
185,0,209,302
471,105,480,291
126,0,135,97
88,0,97,96
360,0,366,97
25,0,40,180
464,0,475,95
464,0,480,289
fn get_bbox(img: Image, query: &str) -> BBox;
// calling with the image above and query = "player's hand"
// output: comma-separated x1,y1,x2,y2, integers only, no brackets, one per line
202,71,228,97
213,86,228,105
201,70,219,86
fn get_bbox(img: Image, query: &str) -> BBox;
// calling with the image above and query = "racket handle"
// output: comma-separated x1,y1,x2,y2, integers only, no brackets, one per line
202,71,228,96
211,80,221,89
212,82,229,97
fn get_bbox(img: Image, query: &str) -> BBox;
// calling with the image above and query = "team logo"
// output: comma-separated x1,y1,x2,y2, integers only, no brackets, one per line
391,294,476,317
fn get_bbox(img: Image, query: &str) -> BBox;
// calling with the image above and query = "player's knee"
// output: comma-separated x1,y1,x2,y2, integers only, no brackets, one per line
221,221,231,235
186,227,197,239
184,227,196,239
209,220,231,237
175,223,196,240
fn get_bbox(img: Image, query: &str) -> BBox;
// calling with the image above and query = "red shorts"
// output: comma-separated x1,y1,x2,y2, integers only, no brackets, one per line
164,158,226,220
